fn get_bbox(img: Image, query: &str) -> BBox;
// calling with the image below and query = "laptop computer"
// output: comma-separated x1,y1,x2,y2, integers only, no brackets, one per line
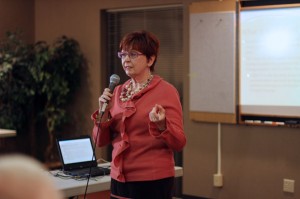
56,135,110,177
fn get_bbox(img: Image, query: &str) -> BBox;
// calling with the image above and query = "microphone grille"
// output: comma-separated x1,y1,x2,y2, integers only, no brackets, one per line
110,74,120,84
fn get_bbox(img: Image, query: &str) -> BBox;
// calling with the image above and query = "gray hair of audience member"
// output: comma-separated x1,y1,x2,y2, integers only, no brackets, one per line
0,154,63,199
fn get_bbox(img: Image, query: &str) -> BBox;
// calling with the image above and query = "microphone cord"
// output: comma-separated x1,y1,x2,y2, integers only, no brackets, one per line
82,74,119,198
83,111,104,199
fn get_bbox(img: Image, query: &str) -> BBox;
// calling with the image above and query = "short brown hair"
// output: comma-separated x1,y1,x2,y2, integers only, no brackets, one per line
119,30,160,71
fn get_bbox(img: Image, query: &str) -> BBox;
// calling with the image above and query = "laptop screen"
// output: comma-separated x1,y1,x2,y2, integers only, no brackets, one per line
57,136,97,170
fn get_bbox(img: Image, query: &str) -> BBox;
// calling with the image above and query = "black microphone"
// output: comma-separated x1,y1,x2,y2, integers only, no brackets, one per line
100,74,120,114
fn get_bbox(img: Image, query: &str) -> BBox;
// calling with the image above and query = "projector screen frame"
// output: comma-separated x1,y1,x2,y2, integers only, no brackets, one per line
238,2,300,127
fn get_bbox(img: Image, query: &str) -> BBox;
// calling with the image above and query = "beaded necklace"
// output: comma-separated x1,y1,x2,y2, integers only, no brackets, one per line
120,75,153,102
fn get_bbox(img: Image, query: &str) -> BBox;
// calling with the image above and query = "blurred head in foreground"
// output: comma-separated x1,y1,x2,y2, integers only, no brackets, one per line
0,154,63,199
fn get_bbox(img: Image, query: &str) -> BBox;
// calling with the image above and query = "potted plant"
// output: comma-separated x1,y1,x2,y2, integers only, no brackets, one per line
0,31,34,141
30,36,85,162
0,31,86,162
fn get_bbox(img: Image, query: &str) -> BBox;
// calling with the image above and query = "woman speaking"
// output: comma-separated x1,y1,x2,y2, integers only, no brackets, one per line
91,30,186,199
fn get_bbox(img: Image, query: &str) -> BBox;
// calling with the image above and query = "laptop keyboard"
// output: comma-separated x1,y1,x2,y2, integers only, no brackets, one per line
65,167,110,177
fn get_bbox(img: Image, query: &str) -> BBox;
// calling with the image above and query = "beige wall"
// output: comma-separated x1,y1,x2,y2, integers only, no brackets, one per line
2,0,300,198
0,0,34,42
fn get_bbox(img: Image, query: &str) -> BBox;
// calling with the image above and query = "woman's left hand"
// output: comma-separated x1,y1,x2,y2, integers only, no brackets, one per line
149,104,166,131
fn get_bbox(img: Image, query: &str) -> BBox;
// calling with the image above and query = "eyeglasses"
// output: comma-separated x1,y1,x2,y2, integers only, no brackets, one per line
117,51,143,59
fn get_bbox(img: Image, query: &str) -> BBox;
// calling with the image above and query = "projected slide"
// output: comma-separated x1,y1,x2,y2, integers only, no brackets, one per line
240,6,300,117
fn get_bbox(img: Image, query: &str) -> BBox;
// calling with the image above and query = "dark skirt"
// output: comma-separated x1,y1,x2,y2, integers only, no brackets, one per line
110,177,174,199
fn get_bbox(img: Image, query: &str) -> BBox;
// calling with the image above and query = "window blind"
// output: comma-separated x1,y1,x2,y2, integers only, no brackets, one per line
105,5,184,98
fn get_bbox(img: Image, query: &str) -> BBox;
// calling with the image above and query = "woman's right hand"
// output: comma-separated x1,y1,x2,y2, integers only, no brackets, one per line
99,88,113,112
